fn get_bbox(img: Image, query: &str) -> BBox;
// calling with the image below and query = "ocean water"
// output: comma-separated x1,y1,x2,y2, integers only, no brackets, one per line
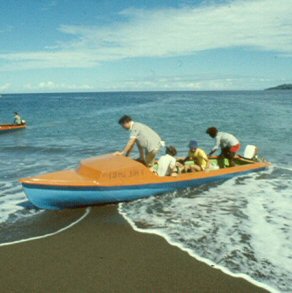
0,91,291,292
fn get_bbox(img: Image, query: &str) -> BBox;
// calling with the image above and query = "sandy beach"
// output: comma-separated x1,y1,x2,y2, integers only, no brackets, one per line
0,205,267,293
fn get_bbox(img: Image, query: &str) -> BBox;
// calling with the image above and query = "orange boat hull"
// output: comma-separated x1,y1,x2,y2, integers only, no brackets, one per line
0,123,26,133
20,154,270,210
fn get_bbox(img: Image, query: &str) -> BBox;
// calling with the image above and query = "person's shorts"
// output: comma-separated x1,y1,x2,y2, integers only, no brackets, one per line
221,145,240,159
230,144,241,153
145,149,159,167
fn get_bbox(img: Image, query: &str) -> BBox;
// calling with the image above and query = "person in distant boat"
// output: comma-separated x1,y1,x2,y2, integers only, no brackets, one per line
182,140,209,172
116,115,164,167
206,127,240,168
14,112,23,125
156,146,178,176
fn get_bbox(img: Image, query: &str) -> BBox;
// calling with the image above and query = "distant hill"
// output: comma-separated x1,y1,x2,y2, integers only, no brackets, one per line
266,84,292,90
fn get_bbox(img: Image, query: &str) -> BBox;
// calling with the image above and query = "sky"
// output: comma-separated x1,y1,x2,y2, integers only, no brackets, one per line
0,0,292,93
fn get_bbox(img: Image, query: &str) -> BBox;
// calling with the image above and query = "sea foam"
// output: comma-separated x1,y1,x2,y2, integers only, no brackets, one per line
119,166,292,293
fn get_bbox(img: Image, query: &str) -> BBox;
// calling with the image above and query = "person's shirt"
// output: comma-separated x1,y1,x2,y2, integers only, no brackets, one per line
130,121,162,152
189,148,208,170
14,115,22,125
212,132,239,152
157,154,176,176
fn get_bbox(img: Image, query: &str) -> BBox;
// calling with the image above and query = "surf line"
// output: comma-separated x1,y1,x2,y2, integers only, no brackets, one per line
118,205,278,293
0,207,91,247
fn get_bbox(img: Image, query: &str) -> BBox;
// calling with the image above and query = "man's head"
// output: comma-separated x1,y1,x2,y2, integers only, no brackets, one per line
206,127,218,138
166,146,177,157
118,115,133,129
14,112,18,115
188,140,198,151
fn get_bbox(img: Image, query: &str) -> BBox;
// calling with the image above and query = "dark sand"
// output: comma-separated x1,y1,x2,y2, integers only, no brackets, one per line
0,205,267,293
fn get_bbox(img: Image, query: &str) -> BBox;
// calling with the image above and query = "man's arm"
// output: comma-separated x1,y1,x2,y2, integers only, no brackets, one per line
208,149,217,156
208,136,220,156
115,138,137,156
203,155,209,162
201,153,210,170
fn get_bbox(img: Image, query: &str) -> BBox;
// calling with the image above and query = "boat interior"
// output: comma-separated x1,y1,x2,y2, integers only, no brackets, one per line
151,145,260,176
21,146,264,187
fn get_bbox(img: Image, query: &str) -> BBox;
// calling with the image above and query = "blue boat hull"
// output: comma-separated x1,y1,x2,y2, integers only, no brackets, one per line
22,167,266,210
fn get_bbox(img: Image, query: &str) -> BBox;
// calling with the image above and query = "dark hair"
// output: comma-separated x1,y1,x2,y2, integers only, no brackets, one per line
118,115,132,125
14,112,18,115
206,127,218,137
166,146,177,156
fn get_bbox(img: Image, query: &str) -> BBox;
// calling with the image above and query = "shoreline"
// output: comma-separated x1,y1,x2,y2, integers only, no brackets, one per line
0,205,268,292
119,205,275,293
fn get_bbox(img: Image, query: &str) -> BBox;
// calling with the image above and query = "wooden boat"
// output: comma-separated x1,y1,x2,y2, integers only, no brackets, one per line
20,153,270,210
0,123,26,133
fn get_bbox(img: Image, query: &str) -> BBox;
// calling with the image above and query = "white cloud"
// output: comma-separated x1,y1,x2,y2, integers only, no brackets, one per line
0,51,98,71
5,75,289,93
100,75,277,91
0,83,11,92
0,0,291,71
60,0,292,57
24,81,93,92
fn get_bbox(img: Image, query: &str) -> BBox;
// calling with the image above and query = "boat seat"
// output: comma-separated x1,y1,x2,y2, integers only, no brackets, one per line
243,145,258,159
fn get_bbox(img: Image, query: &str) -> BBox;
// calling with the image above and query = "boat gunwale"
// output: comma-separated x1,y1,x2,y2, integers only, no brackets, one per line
20,160,270,190
22,167,268,192
0,123,27,131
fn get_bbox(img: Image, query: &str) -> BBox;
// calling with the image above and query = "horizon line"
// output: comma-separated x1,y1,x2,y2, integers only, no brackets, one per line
1,89,268,95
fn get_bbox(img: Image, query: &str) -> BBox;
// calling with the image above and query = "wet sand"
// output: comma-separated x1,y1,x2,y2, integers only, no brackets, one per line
0,205,267,293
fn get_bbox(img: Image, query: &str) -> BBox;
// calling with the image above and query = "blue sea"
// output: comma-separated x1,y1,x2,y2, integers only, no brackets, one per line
0,91,291,292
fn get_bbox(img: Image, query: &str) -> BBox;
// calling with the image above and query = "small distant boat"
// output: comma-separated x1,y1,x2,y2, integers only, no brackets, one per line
0,123,27,133
20,151,270,210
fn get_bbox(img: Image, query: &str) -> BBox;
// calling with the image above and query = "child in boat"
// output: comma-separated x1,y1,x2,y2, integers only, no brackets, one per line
183,140,209,172
156,146,178,176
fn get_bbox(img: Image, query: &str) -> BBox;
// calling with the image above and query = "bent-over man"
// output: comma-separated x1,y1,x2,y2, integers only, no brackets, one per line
206,127,240,168
116,115,164,167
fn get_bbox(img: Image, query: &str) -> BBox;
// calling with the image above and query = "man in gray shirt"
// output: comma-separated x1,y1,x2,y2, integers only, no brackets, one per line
116,115,163,167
